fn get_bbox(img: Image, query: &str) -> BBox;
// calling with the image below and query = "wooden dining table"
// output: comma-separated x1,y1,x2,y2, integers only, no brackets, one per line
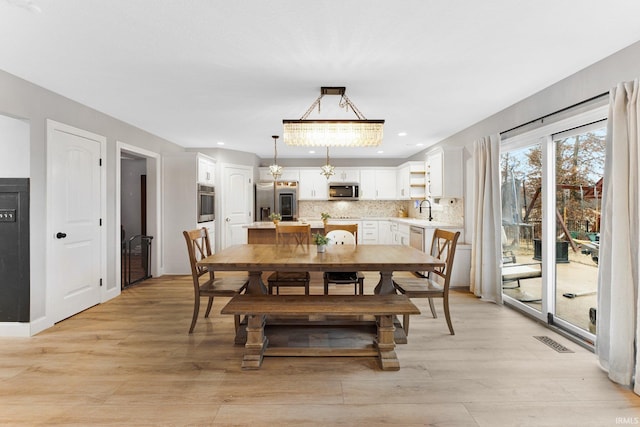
198,243,445,296
198,243,446,369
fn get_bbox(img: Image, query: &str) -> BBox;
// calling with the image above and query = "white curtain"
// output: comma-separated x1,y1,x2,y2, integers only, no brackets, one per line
470,134,503,303
596,79,640,394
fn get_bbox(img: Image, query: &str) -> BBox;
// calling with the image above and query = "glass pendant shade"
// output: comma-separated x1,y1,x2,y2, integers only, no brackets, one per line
320,146,336,179
268,135,283,179
320,163,335,179
269,164,283,179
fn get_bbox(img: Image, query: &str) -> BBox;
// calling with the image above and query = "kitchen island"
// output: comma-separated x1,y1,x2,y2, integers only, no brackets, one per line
246,221,324,244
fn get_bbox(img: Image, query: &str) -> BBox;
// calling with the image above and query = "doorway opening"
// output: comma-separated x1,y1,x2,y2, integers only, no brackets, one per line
117,142,161,290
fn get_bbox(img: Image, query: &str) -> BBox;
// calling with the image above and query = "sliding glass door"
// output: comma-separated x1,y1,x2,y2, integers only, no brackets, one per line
552,124,605,337
501,143,544,310
500,107,607,344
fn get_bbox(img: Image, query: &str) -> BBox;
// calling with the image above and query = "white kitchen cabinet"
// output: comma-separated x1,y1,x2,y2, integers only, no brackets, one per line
359,168,397,200
258,167,300,182
426,147,463,198
397,163,411,200
197,154,216,185
298,169,328,200
397,161,426,200
388,221,409,245
360,220,379,245
397,223,410,246
377,220,393,244
328,167,360,183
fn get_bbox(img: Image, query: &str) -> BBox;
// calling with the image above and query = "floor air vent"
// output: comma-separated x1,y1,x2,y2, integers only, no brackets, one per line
534,336,574,353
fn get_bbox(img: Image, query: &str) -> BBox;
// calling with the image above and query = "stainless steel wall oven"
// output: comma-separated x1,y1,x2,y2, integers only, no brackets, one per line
197,184,215,223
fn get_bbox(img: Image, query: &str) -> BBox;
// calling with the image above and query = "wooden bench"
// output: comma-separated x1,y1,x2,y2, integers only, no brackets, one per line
221,294,420,371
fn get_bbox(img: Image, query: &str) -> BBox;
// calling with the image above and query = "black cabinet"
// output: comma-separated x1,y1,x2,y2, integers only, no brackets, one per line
0,178,30,322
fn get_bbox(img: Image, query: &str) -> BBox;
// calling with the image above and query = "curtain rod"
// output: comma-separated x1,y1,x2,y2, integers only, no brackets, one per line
500,91,609,135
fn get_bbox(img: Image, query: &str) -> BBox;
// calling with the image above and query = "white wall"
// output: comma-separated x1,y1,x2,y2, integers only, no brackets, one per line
410,40,640,242
0,114,29,177
0,69,187,333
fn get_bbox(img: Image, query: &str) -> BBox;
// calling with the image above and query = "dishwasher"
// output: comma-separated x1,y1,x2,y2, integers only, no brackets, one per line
409,226,427,277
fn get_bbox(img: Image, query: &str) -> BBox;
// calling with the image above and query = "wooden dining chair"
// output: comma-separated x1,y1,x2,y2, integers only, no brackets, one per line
393,229,460,335
324,223,358,242
267,223,312,295
323,229,365,295
183,228,248,334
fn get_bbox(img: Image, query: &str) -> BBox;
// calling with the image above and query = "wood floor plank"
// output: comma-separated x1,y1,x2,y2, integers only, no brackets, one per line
0,273,637,426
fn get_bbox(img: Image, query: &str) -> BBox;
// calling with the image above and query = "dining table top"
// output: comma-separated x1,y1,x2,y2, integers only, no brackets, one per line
198,243,445,273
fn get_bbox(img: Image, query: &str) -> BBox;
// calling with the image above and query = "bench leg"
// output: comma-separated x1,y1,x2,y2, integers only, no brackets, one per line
241,314,268,370
376,314,400,371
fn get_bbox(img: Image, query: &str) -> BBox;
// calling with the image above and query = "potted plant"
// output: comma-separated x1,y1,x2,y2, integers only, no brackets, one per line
268,212,282,224
320,212,331,226
313,232,330,253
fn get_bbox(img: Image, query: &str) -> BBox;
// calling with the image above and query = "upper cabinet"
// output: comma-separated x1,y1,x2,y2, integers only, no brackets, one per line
258,167,300,182
197,154,216,185
328,167,360,184
397,161,426,200
360,168,397,200
298,169,329,200
426,147,463,198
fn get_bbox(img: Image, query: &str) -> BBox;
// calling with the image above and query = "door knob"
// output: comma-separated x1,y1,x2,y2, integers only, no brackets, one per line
225,217,231,222
56,232,67,239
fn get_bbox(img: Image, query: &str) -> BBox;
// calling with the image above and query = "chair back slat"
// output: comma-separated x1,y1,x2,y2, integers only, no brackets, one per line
183,228,213,283
275,223,311,246
428,229,460,287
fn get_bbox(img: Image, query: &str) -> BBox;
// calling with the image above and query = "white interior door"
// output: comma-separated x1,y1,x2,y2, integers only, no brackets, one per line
221,164,252,249
48,121,104,323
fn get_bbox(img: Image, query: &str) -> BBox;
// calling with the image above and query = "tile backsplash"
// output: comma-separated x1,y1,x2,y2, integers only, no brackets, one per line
298,198,463,225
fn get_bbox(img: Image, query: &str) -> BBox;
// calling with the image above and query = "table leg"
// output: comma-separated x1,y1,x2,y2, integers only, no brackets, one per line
374,271,395,295
246,270,267,294
376,314,400,371
241,314,268,370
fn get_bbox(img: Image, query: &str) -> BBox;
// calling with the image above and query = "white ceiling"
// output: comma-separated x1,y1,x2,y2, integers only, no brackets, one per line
2,0,640,159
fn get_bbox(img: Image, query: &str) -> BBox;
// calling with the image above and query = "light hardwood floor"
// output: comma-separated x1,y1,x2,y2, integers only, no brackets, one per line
1,272,638,426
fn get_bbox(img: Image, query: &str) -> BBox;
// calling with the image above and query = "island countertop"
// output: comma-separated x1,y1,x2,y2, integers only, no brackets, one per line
243,218,463,230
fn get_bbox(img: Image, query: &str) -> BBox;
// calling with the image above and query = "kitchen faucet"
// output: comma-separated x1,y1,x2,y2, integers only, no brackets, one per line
419,199,433,221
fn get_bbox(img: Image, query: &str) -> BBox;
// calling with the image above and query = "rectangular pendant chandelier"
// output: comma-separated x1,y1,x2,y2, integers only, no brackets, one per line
283,87,384,147
282,119,384,147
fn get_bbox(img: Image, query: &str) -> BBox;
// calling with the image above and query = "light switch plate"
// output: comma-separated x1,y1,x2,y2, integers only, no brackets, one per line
0,209,16,222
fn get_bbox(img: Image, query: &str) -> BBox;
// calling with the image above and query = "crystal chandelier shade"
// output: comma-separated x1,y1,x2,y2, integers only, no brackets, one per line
320,146,335,179
268,135,283,179
283,87,384,147
283,120,384,147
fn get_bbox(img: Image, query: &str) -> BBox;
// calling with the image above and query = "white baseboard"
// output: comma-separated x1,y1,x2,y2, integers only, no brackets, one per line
0,316,53,337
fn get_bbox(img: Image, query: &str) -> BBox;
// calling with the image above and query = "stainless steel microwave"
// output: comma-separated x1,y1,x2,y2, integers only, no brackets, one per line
328,183,359,200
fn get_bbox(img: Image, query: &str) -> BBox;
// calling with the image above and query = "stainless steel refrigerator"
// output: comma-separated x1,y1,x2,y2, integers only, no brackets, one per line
255,181,298,221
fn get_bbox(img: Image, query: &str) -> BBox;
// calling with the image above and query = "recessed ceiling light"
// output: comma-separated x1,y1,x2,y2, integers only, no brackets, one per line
416,143,424,147
309,150,316,154
217,141,225,145
398,132,407,137
377,150,384,154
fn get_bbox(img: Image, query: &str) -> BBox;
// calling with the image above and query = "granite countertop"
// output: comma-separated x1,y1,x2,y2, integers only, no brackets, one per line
244,221,324,229
244,218,463,229
388,218,463,229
